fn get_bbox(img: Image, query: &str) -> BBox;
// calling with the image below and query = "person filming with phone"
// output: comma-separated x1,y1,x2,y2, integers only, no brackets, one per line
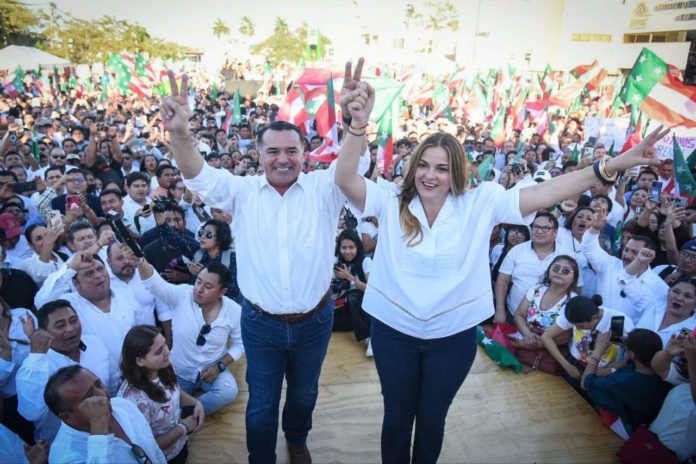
580,329,673,436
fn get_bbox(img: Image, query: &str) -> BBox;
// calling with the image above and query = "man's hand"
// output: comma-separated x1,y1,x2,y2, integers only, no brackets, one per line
29,329,52,354
186,262,204,276
77,396,111,435
199,365,220,384
24,439,49,464
161,71,190,134
634,247,656,265
97,228,116,248
68,251,96,271
589,210,607,233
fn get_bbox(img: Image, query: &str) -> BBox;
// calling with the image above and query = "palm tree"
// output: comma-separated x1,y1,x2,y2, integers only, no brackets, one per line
213,18,230,40
239,16,255,42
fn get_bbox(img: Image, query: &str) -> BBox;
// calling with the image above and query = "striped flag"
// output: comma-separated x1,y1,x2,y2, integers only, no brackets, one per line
619,48,696,128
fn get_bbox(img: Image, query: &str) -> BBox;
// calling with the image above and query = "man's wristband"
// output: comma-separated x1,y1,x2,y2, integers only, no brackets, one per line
178,422,190,435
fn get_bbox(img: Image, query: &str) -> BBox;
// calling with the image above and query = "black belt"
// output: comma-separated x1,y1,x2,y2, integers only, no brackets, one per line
252,290,331,323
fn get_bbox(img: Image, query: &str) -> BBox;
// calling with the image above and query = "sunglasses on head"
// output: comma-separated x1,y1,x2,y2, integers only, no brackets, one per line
196,324,211,346
197,229,216,239
551,264,573,276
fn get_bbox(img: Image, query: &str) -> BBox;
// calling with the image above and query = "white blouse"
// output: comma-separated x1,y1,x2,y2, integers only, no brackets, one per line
357,180,533,339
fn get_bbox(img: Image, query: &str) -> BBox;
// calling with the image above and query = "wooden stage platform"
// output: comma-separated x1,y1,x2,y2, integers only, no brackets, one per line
188,331,622,463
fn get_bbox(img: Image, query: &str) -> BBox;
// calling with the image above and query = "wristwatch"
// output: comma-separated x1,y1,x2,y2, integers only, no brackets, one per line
217,360,227,373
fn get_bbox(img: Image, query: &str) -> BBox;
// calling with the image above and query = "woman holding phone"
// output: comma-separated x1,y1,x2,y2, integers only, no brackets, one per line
334,57,669,463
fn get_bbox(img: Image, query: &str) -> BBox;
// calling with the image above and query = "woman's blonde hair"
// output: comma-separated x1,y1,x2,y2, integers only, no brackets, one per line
399,132,470,247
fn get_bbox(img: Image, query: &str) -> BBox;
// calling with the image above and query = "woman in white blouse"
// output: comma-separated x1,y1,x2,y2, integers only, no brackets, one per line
118,325,204,463
334,58,670,464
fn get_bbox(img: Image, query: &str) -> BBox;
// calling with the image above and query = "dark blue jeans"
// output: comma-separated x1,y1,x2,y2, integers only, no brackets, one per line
241,298,334,464
371,318,477,464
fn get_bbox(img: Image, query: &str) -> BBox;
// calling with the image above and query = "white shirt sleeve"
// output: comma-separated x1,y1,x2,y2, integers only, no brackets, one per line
486,182,536,226
182,163,246,216
16,353,51,422
554,312,574,331
497,243,519,277
0,424,29,464
362,256,373,275
360,177,391,220
580,231,612,275
225,304,244,362
140,271,192,310
34,264,76,309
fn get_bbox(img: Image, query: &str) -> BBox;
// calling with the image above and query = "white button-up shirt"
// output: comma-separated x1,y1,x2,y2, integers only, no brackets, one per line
16,335,115,442
110,269,172,326
123,195,155,235
49,397,166,464
581,231,669,323
34,265,137,366
142,271,243,382
499,240,574,315
358,180,533,339
184,163,346,313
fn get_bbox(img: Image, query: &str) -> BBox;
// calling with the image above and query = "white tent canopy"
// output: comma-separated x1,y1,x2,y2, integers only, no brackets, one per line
0,45,70,71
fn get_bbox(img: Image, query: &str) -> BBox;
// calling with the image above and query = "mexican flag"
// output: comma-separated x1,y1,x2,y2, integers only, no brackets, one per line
664,136,696,201
430,83,454,122
511,87,529,131
478,154,495,182
619,48,696,128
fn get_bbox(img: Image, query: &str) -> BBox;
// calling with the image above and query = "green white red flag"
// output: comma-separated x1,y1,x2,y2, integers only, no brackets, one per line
665,135,696,201
619,47,696,128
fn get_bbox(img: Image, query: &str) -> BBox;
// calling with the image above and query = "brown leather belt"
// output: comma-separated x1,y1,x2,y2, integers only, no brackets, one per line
252,290,332,323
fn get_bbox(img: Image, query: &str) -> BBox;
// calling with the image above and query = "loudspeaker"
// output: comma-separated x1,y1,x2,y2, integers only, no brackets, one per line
685,40,696,85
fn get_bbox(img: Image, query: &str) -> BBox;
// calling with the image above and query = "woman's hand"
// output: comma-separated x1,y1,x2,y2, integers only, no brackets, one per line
589,210,607,233
343,60,374,126
564,363,581,380
191,400,205,432
592,331,612,356
334,264,354,282
187,262,204,276
608,126,670,172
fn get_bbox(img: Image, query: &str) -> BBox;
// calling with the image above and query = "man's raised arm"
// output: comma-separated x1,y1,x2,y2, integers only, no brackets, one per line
160,71,204,179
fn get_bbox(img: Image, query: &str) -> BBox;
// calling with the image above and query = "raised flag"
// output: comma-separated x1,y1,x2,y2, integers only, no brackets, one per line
489,104,507,148
277,87,309,135
569,144,580,163
232,90,242,124
620,48,696,128
309,75,340,162
376,99,398,172
665,135,696,201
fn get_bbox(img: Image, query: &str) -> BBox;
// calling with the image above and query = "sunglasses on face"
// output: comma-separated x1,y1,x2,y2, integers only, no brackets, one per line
551,264,573,275
196,324,211,346
197,229,216,239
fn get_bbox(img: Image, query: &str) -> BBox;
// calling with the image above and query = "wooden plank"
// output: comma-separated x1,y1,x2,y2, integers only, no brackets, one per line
188,331,622,463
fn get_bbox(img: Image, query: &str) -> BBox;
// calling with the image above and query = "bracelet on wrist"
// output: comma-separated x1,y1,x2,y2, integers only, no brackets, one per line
350,122,368,131
347,128,365,137
179,422,190,435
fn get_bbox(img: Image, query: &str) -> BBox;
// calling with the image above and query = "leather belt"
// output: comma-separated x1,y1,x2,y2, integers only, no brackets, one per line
252,290,332,323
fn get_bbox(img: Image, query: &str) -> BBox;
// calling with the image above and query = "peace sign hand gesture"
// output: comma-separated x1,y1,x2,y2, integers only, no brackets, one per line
161,71,191,134
342,59,375,127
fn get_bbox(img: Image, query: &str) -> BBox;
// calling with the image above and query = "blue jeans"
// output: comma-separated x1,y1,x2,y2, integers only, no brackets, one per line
177,369,238,415
371,318,477,464
241,298,334,464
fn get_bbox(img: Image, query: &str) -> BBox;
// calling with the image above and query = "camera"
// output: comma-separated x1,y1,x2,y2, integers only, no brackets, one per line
331,278,351,293
8,133,17,143
343,209,358,230
511,162,523,175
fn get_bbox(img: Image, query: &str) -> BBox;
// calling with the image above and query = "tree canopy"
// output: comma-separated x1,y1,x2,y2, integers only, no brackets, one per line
0,2,186,63
251,17,330,64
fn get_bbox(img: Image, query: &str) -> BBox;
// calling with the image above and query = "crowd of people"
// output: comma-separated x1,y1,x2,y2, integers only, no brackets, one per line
0,55,693,464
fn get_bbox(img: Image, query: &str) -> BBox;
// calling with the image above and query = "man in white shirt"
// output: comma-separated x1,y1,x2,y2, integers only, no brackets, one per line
137,256,243,414
160,73,367,463
582,212,668,323
106,243,173,345
122,172,156,235
45,365,166,464
494,212,572,322
34,252,137,367
16,300,117,442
